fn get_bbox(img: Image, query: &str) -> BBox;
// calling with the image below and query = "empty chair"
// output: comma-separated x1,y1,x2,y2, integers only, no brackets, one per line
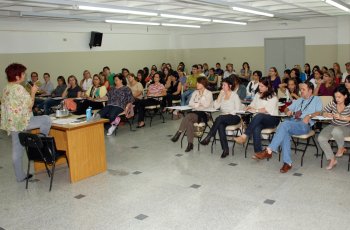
18,132,69,191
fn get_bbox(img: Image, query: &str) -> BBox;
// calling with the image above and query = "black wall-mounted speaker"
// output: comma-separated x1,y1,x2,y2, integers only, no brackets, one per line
89,31,103,49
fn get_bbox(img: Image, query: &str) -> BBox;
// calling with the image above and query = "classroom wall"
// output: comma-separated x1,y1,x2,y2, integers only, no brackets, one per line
0,16,349,94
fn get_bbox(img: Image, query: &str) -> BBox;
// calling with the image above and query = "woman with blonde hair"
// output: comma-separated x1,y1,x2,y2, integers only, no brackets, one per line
314,70,337,96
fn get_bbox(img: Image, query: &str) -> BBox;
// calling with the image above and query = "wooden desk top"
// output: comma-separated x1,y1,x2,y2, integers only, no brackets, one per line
51,118,109,131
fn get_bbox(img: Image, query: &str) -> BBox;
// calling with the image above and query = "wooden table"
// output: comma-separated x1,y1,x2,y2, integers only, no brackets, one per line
33,118,108,183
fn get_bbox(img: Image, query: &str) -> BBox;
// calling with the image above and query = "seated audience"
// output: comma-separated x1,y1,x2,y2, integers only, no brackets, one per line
345,75,350,93
234,78,280,156
252,82,322,173
295,65,306,82
100,71,110,91
74,74,107,115
207,68,218,91
268,67,281,92
94,74,134,136
239,62,251,85
80,70,92,92
318,85,350,170
181,65,199,106
62,75,83,111
333,62,342,84
304,63,311,78
25,71,42,92
342,62,350,82
171,77,213,152
231,74,246,100
314,70,337,96
39,72,54,95
215,62,224,76
128,73,144,100
290,68,302,85
137,72,166,128
41,76,67,114
164,71,182,109
199,78,242,158
278,78,300,101
203,63,209,77
103,66,115,87
223,63,235,79
246,70,261,99
307,69,322,89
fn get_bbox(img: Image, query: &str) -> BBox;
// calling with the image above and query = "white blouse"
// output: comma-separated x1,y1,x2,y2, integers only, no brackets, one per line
214,91,242,115
189,89,213,111
249,93,279,116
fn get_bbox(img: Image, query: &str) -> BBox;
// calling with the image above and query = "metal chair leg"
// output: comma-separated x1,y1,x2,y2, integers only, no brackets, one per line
311,136,319,157
26,160,30,189
321,151,324,168
49,162,55,192
301,138,310,167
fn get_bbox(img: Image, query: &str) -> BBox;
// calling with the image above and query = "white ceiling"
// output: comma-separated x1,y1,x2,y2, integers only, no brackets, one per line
0,0,349,26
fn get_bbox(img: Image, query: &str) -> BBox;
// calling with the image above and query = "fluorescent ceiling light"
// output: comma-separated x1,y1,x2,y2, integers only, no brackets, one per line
212,19,247,25
78,5,158,16
232,6,274,17
161,23,200,28
160,13,210,22
324,0,350,12
105,19,160,26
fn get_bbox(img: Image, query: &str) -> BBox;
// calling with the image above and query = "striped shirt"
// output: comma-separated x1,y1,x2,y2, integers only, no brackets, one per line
323,101,350,126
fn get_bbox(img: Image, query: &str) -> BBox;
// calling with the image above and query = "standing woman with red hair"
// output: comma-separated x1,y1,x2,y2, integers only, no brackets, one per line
1,63,52,182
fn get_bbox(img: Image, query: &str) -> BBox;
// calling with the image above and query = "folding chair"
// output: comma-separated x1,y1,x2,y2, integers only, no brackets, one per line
18,132,69,191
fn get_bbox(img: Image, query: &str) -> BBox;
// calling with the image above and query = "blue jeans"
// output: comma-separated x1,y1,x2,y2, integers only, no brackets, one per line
245,114,280,152
268,119,310,164
43,98,62,115
181,89,194,106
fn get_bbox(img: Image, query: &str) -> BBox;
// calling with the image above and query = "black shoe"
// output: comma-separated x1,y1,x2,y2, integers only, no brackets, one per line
136,123,145,128
171,131,182,142
200,136,211,145
185,143,194,152
21,174,33,182
221,150,230,158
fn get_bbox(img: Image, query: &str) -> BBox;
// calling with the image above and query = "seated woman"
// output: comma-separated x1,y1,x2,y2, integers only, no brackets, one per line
137,72,166,128
239,61,252,86
127,73,144,114
171,77,213,152
100,72,110,91
163,71,182,110
314,70,337,96
318,85,350,170
246,70,262,99
199,78,242,158
207,68,218,91
80,70,92,92
62,75,83,111
94,74,134,136
345,75,350,93
233,78,280,157
268,67,281,92
230,74,246,100
74,74,107,115
278,78,300,101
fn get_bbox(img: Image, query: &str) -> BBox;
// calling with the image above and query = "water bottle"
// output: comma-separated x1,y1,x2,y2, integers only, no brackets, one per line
86,107,92,121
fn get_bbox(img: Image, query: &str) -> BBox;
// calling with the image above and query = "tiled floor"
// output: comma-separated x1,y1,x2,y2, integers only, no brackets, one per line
1,115,350,230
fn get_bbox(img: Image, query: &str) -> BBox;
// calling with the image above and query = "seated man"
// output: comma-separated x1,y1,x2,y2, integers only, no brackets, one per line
253,82,322,173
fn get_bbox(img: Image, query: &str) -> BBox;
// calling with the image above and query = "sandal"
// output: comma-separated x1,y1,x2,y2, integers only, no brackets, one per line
335,147,346,158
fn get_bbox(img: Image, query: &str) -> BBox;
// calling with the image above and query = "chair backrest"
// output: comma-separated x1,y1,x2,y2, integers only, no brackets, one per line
217,75,222,89
320,96,333,109
18,132,56,163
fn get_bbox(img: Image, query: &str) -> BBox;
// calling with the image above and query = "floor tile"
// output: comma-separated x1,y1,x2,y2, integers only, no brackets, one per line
135,214,148,220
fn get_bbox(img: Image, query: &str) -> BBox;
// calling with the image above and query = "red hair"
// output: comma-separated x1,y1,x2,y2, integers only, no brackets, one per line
5,63,26,82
